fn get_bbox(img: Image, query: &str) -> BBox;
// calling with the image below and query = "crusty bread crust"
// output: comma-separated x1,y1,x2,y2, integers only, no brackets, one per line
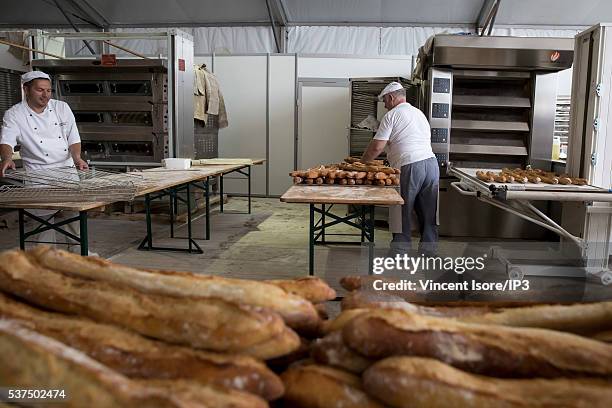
343,309,612,378
281,364,384,408
363,357,612,408
0,292,283,400
30,246,319,333
0,249,298,359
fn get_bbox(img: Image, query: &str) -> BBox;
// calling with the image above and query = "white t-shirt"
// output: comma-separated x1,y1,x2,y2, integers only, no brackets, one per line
373,102,434,167
1,99,80,169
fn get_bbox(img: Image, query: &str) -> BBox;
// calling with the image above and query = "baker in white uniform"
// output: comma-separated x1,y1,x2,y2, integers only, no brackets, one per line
0,71,89,251
362,82,439,254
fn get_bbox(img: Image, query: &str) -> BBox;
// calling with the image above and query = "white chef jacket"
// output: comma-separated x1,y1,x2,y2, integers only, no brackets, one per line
1,99,80,170
373,102,434,169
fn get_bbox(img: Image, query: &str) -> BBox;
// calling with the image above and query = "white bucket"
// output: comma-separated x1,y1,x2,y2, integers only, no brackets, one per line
163,158,192,170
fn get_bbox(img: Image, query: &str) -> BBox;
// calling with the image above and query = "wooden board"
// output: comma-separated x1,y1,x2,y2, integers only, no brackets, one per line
280,185,403,205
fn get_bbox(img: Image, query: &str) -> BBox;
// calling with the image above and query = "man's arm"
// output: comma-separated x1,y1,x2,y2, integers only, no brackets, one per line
361,139,387,163
69,143,88,170
0,144,15,176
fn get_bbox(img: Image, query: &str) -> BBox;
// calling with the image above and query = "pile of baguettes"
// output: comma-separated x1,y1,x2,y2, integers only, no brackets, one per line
0,246,337,408
476,168,589,185
280,275,612,408
290,157,400,186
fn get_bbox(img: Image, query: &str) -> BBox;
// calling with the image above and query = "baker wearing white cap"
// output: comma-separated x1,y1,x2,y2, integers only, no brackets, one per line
0,70,89,252
1,70,87,174
361,81,439,254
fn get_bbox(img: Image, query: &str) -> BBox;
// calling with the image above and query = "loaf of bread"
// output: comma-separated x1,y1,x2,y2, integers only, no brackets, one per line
0,249,297,358
310,330,374,374
459,301,612,334
135,379,269,408
314,303,328,319
265,277,337,303
0,319,193,408
363,356,612,408
343,309,612,378
322,309,371,334
281,363,384,408
342,292,612,335
29,246,319,333
592,330,612,343
0,292,283,400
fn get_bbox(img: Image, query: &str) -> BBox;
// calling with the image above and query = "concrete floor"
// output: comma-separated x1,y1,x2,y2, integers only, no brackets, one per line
0,196,610,300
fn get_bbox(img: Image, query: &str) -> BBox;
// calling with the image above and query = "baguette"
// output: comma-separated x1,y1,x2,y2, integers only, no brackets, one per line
281,363,384,408
0,249,295,358
460,301,612,335
314,303,328,319
363,356,612,408
135,379,269,408
593,330,612,343
310,330,374,374
342,292,612,335
29,246,320,333
347,178,356,185
0,319,192,408
305,178,314,184
342,309,612,378
315,177,324,184
0,293,284,400
265,277,336,303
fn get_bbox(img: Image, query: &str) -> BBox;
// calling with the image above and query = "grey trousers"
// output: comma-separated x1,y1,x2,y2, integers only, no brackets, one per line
393,157,439,253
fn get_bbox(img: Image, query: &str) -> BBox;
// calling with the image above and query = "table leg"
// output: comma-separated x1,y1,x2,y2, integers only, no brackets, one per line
220,174,224,213
309,203,315,276
169,190,175,238
79,211,88,256
247,165,252,214
187,183,193,252
205,177,210,240
18,209,25,250
139,193,153,250
321,204,326,244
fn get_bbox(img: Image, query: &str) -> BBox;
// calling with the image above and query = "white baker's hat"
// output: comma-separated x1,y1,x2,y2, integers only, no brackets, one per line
378,81,404,100
21,71,51,85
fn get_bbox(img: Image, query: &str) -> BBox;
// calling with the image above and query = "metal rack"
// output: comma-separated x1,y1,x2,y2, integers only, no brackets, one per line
28,30,195,168
348,77,415,158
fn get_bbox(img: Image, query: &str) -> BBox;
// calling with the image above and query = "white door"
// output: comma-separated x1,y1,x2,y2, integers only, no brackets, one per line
298,80,350,169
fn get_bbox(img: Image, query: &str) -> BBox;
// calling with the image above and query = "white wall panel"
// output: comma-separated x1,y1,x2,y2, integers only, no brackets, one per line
269,55,296,196
194,55,213,69
298,83,350,169
215,55,267,195
0,44,25,71
298,56,412,78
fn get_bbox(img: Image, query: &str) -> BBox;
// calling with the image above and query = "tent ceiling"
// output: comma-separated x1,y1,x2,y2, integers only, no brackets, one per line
0,0,609,28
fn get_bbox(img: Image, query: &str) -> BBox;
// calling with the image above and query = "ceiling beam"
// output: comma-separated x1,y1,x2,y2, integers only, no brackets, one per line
51,0,96,54
265,0,281,52
78,0,111,28
270,0,288,26
475,0,496,33
65,0,105,28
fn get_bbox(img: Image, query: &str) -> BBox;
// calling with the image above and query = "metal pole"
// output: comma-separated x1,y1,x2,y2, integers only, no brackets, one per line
265,0,281,53
248,165,252,214
186,183,193,252
321,204,326,243
18,209,25,250
145,193,153,249
220,174,224,213
79,211,88,256
169,190,174,238
205,177,210,240
52,0,96,54
309,204,315,276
